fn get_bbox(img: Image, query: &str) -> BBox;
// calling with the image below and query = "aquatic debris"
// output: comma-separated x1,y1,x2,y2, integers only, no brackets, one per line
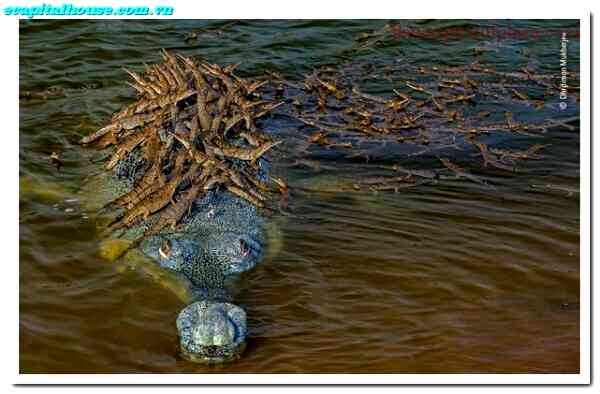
80,49,286,240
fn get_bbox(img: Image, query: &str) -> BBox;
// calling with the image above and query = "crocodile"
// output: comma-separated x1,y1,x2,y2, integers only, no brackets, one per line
103,155,273,364
81,50,285,364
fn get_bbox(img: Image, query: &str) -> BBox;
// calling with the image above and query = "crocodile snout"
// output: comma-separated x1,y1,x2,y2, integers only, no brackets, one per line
191,306,236,346
176,301,247,364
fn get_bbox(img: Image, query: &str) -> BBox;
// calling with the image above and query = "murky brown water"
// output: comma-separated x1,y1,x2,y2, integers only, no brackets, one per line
19,19,580,373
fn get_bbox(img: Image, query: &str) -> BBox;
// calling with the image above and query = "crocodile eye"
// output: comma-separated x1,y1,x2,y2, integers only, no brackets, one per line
159,240,172,259
240,239,250,258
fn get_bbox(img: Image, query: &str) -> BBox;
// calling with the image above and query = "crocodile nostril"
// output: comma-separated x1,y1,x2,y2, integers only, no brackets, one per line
159,239,172,259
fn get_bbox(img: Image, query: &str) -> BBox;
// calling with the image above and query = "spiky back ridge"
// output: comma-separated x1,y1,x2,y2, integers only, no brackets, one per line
80,49,288,238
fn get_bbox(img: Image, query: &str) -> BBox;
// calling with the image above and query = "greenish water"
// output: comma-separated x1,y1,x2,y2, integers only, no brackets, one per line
19,20,580,373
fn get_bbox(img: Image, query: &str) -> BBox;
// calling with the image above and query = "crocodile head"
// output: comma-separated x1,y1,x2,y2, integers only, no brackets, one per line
137,192,264,363
141,231,263,283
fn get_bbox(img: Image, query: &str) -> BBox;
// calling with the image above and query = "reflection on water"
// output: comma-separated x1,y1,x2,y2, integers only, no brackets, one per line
19,19,580,373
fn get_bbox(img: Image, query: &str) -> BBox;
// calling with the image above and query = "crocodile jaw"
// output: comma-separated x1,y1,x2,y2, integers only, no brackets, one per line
176,301,247,364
